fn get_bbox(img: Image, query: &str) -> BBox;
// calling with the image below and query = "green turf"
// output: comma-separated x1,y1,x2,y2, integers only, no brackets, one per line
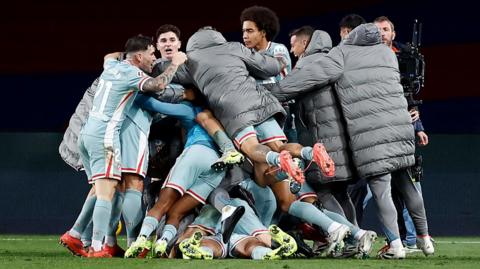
1,235,480,269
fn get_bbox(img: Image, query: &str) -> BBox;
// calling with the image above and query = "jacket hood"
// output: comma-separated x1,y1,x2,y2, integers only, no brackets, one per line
303,30,332,57
186,28,227,52
343,23,382,46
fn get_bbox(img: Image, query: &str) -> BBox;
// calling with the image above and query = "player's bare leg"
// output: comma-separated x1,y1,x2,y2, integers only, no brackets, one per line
125,188,180,258
241,137,304,184
153,195,201,257
195,110,244,171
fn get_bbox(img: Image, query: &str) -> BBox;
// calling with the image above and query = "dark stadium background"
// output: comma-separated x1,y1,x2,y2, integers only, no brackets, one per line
1,0,479,235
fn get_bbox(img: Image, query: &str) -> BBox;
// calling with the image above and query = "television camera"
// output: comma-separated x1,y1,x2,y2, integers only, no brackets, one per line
397,19,425,108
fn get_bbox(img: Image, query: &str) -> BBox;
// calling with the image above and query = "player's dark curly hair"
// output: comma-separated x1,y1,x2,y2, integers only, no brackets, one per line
240,6,280,41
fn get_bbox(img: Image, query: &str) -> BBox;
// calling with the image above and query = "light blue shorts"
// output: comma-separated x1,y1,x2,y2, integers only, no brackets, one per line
188,204,221,235
78,133,122,184
234,117,286,147
120,118,148,177
230,198,268,236
162,144,225,204
296,181,317,201
228,233,255,258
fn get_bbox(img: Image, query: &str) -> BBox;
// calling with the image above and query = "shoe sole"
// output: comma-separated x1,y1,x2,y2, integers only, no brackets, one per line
59,239,85,257
269,225,298,256
313,144,335,177
211,154,245,172
279,151,305,184
211,162,227,172
179,239,212,259
125,246,150,258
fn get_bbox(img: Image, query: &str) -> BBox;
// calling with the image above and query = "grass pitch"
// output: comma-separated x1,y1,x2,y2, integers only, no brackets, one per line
1,235,479,269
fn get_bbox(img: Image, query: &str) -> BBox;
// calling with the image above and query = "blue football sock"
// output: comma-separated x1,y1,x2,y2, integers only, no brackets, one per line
265,151,280,167
91,199,112,244
71,194,97,236
139,216,159,238
323,209,359,235
213,130,236,153
288,200,333,231
122,189,143,241
107,191,124,236
300,147,313,161
80,220,93,247
160,224,177,243
251,246,272,260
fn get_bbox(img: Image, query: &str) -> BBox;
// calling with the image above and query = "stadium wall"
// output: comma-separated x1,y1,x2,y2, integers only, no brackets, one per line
0,133,479,235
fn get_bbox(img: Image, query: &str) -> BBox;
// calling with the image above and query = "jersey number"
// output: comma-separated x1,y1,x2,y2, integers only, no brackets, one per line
92,79,113,114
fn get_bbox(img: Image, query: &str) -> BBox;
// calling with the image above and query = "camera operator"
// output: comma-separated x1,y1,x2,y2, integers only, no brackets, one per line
373,16,434,256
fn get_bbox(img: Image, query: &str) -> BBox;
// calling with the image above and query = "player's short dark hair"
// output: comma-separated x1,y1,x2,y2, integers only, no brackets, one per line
155,24,181,41
240,6,280,41
374,16,395,32
289,25,314,38
124,34,154,54
339,14,366,30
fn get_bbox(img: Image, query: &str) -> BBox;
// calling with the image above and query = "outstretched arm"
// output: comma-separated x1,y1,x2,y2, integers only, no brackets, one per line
135,94,195,121
238,43,284,79
271,48,344,102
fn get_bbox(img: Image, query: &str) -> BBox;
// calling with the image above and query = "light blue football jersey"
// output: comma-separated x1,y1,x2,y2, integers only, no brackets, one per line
257,41,292,84
125,83,185,135
124,101,153,136
81,59,150,138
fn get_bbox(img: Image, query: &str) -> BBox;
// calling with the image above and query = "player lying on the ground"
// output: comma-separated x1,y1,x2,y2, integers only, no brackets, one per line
176,200,297,260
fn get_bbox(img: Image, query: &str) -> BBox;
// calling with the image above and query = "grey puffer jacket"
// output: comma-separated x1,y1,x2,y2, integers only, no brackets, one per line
59,78,98,171
273,24,415,179
179,28,286,138
275,30,354,183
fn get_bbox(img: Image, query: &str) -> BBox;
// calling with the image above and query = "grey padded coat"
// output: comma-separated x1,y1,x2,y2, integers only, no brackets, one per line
173,28,286,138
272,23,415,179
